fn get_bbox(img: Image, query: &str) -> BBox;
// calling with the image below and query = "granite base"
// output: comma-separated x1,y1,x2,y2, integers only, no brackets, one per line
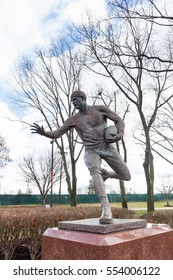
41,220,173,260
58,218,147,233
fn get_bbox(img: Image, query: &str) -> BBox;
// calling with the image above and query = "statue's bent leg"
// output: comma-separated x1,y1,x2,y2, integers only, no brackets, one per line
101,144,131,181
84,149,113,224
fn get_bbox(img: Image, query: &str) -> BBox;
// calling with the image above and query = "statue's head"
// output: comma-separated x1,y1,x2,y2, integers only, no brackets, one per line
71,90,86,100
71,90,87,110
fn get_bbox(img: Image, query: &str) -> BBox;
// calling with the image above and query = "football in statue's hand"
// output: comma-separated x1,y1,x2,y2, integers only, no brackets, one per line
104,125,121,143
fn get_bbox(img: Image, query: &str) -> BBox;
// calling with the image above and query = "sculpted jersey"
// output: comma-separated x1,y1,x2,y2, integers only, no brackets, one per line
45,105,125,150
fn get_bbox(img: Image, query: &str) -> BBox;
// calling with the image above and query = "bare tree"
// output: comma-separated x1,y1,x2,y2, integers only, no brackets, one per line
108,0,173,65
151,100,173,165
108,0,173,26
109,0,173,183
0,135,12,168
116,103,130,209
157,175,173,207
18,150,63,205
14,39,85,206
71,2,173,212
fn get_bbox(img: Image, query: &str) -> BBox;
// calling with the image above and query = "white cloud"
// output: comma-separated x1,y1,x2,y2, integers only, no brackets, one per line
63,0,107,24
0,0,107,81
0,1,58,78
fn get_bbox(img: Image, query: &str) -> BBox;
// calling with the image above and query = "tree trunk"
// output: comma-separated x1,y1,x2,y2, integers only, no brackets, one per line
119,179,128,208
166,200,169,206
143,146,155,212
70,158,77,206
71,188,77,206
60,143,72,195
116,141,128,208
42,195,46,206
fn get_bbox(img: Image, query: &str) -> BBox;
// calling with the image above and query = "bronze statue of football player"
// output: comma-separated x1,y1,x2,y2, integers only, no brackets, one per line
31,90,131,224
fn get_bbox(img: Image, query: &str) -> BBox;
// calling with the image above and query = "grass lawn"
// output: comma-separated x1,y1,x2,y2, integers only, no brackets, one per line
117,200,173,209
78,200,173,218
78,200,173,209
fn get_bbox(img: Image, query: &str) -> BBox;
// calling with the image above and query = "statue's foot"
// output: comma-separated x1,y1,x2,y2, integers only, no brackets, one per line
99,204,113,224
99,217,113,224
101,168,110,181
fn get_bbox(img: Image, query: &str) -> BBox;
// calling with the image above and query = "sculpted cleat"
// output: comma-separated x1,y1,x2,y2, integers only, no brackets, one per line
101,168,110,181
99,217,113,224
99,204,113,224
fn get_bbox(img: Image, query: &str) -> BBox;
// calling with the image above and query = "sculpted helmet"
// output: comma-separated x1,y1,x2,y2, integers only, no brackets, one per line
71,90,86,99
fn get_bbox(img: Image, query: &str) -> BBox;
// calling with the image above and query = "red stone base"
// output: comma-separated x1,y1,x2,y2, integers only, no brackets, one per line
41,224,173,260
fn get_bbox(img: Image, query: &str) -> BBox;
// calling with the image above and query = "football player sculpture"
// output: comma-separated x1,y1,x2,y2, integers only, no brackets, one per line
31,90,131,224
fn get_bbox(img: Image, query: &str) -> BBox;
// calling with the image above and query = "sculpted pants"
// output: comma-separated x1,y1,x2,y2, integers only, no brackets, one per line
84,144,130,180
84,144,131,202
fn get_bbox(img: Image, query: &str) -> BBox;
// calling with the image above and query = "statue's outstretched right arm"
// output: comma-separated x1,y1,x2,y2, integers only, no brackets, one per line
30,117,75,139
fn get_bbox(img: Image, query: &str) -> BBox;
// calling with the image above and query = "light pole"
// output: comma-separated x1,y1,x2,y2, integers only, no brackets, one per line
26,178,31,194
50,140,54,207
59,155,63,195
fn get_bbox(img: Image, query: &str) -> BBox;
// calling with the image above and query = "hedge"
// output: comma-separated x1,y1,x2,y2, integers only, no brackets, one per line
0,206,134,260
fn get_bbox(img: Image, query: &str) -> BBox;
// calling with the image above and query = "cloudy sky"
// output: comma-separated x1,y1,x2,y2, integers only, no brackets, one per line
0,0,172,195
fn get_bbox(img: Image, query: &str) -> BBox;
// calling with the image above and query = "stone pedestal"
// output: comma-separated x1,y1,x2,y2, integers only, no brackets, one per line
41,218,173,260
